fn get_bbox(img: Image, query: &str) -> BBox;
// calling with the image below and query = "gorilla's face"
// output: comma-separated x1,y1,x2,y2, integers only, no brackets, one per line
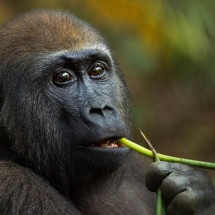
43,49,131,170
0,11,131,188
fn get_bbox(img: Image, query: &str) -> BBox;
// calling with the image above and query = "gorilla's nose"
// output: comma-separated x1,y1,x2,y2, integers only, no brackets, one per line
80,105,117,126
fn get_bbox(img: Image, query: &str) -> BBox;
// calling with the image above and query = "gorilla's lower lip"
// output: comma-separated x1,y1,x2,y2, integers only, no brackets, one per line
77,145,130,170
83,144,129,155
86,146,129,153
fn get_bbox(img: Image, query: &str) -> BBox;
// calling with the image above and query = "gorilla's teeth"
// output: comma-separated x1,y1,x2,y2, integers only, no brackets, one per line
100,142,118,148
91,139,123,148
93,139,121,148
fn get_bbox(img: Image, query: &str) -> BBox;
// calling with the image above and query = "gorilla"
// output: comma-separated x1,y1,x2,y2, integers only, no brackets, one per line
0,10,214,215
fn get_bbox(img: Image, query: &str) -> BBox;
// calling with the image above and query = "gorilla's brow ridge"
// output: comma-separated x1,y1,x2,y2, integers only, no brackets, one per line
45,49,112,66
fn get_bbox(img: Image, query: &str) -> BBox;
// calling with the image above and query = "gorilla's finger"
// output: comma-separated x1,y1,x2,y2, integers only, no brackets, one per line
161,173,188,205
167,189,211,215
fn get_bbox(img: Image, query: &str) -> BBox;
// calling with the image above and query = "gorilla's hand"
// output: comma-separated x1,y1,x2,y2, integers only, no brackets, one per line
145,161,215,215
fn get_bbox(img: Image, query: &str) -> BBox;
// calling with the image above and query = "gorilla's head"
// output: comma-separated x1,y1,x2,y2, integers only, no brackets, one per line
0,10,131,193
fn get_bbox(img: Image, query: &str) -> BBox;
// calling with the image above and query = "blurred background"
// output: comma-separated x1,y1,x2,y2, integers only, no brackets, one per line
0,0,214,178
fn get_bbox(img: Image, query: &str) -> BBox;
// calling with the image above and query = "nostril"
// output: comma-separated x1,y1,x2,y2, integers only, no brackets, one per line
89,107,103,115
103,105,115,112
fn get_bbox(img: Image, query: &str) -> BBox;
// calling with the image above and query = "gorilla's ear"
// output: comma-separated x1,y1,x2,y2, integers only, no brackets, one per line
0,95,2,111
0,90,10,153
0,90,3,110
0,88,5,129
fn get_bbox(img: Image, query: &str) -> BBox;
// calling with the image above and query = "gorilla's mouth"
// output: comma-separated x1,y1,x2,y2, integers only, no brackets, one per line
92,139,124,148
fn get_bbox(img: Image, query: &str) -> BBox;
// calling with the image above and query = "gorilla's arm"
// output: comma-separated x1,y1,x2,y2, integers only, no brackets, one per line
145,161,215,215
0,161,80,215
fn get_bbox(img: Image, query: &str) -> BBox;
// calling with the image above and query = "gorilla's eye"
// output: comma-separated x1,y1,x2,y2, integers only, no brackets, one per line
53,70,73,85
88,63,106,78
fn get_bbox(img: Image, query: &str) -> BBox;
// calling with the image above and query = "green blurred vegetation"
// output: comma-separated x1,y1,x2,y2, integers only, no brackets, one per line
0,0,214,177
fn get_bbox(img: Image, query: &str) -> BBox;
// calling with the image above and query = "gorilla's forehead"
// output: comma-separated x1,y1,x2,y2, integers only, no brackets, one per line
0,10,106,54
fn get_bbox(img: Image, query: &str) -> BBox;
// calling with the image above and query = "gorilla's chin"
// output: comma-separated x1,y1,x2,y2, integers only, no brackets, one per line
70,146,130,191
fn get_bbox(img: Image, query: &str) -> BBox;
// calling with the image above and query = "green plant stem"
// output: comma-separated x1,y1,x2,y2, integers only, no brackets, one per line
139,130,166,215
119,138,215,169
156,189,164,215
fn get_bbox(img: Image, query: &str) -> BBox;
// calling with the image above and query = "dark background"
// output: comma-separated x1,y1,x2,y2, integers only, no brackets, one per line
0,0,214,178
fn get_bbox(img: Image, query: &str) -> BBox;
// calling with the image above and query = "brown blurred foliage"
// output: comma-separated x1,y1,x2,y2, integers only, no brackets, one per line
0,0,215,177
